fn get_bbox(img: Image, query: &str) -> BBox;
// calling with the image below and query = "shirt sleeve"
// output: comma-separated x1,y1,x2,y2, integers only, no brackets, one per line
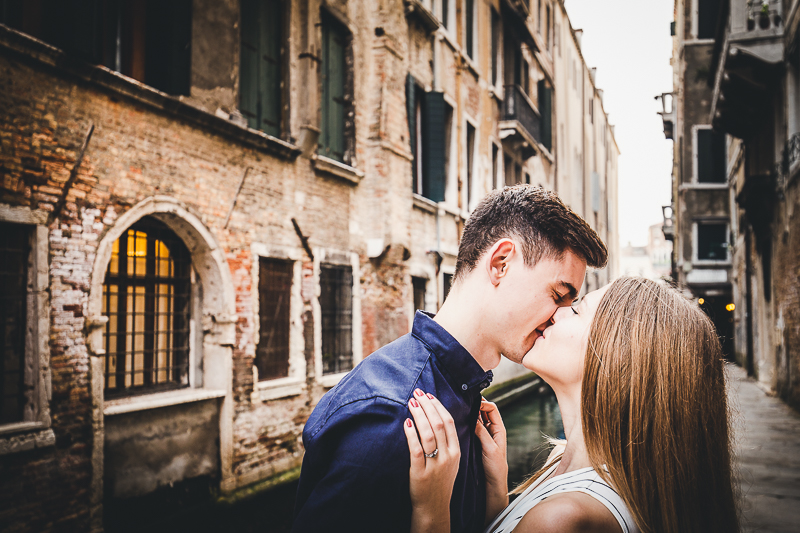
292,396,412,533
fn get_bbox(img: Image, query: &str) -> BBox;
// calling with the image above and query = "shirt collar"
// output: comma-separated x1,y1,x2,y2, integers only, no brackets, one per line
412,311,493,395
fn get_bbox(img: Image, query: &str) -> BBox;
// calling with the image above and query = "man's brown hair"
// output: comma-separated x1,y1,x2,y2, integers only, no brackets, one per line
454,185,608,280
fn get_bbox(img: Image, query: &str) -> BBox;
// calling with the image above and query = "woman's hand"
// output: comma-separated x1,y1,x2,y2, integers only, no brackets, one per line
404,389,461,533
476,399,509,525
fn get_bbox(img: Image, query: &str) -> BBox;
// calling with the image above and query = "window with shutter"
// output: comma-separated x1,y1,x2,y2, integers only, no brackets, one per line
240,0,283,136
422,91,447,202
320,14,348,162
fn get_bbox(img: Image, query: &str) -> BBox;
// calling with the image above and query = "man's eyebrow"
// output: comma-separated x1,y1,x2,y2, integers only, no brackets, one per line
555,281,579,300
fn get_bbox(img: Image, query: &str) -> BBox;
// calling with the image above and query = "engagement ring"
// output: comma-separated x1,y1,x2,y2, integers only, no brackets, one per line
424,448,439,458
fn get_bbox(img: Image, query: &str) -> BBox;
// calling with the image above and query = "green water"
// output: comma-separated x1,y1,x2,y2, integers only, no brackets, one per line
502,392,564,490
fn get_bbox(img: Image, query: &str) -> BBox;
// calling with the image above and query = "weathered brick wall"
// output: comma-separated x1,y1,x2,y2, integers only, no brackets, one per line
773,177,800,409
0,25,353,527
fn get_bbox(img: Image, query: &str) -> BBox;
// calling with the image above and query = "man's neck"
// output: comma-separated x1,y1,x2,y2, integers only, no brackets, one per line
432,287,499,371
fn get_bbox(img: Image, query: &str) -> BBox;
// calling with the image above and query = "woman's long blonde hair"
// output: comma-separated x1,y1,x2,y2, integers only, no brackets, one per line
512,276,739,532
582,276,739,532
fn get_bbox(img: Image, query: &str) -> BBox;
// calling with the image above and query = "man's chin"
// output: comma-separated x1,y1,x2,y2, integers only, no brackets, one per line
500,351,526,365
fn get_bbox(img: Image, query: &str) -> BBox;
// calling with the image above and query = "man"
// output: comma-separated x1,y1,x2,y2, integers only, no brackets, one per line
292,186,608,532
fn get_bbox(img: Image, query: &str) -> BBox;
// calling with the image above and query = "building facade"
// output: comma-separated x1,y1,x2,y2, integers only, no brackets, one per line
0,0,618,530
661,0,736,359
707,0,800,408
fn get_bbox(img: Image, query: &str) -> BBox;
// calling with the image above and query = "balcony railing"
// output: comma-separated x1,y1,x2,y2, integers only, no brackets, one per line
502,85,542,150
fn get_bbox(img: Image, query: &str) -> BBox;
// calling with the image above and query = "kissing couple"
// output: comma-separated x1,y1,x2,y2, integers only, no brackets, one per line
292,186,739,533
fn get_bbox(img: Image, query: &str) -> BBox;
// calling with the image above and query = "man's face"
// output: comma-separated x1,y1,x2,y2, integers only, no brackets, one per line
493,250,587,364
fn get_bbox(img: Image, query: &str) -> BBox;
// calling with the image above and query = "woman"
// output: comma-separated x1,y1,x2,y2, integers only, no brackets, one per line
404,276,740,533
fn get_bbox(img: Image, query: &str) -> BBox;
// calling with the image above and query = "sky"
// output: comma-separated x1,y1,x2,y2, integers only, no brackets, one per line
563,0,674,247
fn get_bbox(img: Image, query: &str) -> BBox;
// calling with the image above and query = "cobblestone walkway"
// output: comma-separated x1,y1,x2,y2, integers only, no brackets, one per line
727,364,800,532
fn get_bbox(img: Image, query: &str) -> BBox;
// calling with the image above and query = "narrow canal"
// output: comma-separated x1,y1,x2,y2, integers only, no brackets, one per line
115,392,563,533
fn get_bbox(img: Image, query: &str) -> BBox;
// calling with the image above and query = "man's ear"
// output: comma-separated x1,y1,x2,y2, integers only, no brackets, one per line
486,239,516,286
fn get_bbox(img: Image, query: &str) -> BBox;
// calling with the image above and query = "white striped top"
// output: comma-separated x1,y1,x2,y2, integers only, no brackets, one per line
484,461,639,533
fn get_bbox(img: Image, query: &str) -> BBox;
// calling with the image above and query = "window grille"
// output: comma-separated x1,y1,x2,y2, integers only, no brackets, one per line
0,223,30,424
256,258,292,381
320,264,353,375
102,218,191,398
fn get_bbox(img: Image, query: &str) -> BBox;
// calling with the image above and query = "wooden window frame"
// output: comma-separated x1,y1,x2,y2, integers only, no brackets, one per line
102,217,192,399
319,9,354,165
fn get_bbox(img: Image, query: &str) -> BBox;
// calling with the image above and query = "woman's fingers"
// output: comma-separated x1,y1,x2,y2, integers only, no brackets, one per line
424,392,460,454
408,396,438,455
404,417,426,471
412,389,448,451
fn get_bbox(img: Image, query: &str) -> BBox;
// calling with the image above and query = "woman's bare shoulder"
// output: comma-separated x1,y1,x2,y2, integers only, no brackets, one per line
515,492,622,533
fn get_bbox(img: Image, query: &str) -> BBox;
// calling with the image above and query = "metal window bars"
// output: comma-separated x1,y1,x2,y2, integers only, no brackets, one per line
320,264,353,375
255,258,293,381
102,218,191,398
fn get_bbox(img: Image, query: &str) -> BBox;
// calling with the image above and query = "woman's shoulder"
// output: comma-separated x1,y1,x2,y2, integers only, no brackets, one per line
515,491,622,533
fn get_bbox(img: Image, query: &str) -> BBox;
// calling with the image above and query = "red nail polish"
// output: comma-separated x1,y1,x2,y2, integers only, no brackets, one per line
406,418,412,427
414,389,424,397
410,399,419,408
426,393,434,400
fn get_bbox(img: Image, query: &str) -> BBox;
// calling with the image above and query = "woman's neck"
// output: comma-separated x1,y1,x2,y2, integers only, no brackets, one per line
551,387,593,477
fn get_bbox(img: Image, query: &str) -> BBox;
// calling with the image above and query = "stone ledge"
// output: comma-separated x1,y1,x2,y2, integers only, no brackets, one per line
319,372,348,389
104,388,226,416
312,155,364,185
0,426,55,455
0,24,301,162
252,377,305,403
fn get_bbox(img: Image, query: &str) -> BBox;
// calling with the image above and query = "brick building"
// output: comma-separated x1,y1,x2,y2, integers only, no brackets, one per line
661,0,800,410
707,0,800,408
0,1,618,530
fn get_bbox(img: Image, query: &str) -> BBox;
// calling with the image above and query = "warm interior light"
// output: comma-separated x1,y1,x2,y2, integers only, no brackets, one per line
698,298,705,305
726,303,735,312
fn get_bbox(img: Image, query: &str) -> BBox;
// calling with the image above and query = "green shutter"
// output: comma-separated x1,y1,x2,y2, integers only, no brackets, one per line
422,91,446,203
320,16,346,162
538,80,552,152
406,74,417,181
240,0,260,129
240,0,282,135
259,0,282,136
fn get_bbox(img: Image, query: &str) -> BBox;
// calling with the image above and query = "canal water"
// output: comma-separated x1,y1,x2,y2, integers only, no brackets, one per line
114,392,563,532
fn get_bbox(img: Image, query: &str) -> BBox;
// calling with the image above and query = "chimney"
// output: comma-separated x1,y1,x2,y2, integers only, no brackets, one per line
574,29,583,48
597,89,604,103
590,67,597,82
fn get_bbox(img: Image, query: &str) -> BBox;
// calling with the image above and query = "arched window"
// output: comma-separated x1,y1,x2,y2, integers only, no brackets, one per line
102,217,191,398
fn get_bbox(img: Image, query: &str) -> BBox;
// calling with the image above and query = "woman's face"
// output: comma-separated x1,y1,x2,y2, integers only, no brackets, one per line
522,284,610,389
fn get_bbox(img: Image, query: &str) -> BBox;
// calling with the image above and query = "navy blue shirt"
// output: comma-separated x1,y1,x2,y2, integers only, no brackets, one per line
292,311,494,532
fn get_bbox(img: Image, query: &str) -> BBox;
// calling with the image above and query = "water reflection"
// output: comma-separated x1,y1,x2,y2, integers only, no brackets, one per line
502,392,564,490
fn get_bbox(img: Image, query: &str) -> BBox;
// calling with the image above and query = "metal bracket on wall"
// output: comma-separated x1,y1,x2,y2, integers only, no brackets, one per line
223,167,251,229
291,217,314,261
49,123,95,226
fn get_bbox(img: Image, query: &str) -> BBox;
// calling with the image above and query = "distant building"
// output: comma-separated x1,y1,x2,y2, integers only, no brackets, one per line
619,224,673,280
0,1,618,530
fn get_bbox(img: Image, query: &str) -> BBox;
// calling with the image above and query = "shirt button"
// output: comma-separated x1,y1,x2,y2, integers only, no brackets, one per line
461,384,468,391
